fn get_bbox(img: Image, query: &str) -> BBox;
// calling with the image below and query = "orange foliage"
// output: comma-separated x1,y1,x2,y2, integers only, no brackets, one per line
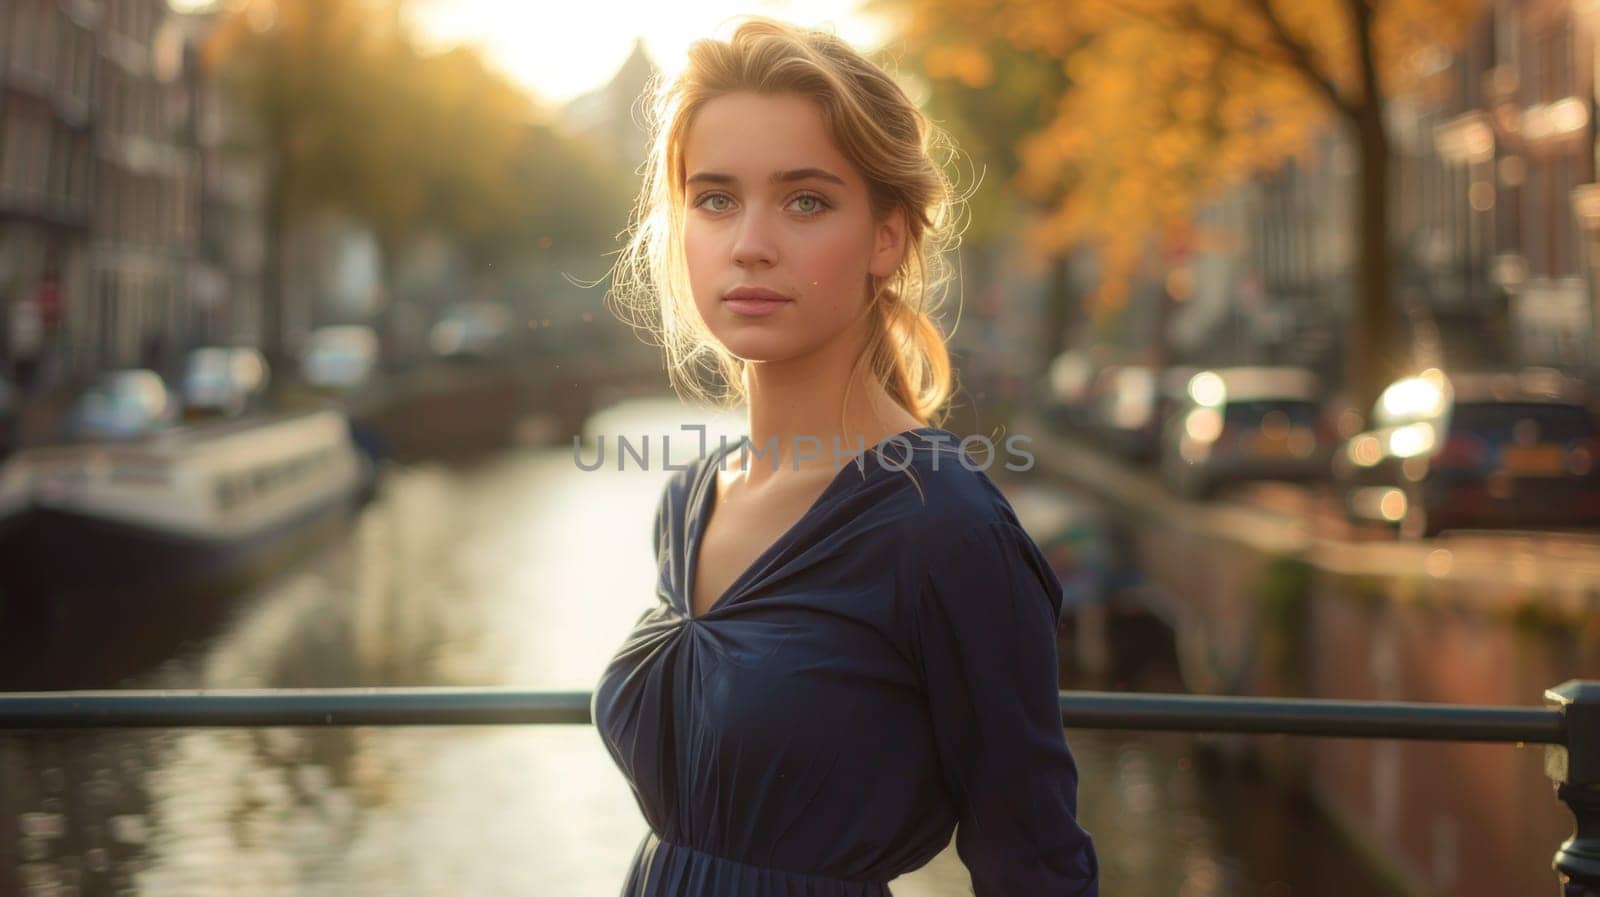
892,0,1480,311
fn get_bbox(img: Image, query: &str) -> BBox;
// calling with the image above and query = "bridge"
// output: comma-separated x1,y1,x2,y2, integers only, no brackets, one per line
2,681,1595,895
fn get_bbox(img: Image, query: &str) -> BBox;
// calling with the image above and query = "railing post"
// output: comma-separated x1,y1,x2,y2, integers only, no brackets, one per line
1548,680,1600,896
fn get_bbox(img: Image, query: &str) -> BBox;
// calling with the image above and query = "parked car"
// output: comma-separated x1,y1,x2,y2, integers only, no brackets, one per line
301,326,379,391
1331,367,1600,537
64,369,179,442
1160,366,1335,498
1044,349,1099,430
181,347,270,418
1089,364,1164,461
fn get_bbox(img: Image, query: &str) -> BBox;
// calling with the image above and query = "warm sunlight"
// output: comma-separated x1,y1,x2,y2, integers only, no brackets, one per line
407,0,893,104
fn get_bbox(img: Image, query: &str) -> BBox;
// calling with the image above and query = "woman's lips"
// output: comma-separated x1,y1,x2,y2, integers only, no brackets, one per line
723,297,791,316
723,287,792,317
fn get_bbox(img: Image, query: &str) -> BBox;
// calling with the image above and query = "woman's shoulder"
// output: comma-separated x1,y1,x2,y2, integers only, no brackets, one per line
873,429,1065,617
862,427,1035,545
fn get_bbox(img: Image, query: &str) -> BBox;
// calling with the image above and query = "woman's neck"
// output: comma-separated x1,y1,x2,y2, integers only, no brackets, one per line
737,331,923,480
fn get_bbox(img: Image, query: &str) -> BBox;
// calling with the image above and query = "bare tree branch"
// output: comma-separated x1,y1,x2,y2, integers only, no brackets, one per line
1344,0,1385,111
1097,0,1358,119
1244,0,1359,119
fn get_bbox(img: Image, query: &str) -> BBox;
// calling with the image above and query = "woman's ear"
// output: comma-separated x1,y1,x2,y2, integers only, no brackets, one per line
869,207,908,279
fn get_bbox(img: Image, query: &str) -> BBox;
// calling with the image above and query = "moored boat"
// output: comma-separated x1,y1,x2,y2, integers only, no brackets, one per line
0,409,373,610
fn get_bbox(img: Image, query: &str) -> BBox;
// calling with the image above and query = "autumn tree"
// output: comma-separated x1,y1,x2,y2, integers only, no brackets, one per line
203,0,617,366
898,36,1075,370
205,0,398,364
378,44,532,262
892,0,1480,411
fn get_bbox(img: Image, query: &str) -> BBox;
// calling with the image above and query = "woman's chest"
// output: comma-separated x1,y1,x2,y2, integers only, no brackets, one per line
608,607,934,789
598,600,929,777
691,469,838,617
691,508,801,617
692,609,916,724
592,599,945,840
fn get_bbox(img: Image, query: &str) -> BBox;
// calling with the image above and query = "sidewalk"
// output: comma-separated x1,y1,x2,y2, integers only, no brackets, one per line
1015,410,1600,620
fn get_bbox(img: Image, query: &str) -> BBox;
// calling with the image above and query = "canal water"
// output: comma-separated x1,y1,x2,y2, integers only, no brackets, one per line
0,398,1399,897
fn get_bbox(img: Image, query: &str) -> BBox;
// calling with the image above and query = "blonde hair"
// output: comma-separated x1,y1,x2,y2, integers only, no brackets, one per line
608,17,963,429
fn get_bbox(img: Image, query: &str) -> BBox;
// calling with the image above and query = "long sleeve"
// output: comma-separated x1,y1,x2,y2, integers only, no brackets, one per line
911,520,1099,896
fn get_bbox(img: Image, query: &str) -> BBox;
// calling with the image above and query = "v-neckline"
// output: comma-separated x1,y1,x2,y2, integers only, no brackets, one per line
684,427,940,620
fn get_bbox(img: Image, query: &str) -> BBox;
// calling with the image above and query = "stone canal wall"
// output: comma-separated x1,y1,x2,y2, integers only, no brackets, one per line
340,357,664,462
1018,413,1600,897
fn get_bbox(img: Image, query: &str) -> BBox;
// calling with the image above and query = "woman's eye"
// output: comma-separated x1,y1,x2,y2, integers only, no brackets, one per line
790,194,826,214
697,194,733,212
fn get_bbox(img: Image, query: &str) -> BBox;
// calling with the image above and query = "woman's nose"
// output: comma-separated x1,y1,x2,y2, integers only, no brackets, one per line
731,211,777,268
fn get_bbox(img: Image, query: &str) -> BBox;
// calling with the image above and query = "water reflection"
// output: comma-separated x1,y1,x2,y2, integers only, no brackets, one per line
1,398,1396,896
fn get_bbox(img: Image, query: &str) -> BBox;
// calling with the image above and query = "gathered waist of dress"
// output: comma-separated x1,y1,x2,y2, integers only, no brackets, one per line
624,830,894,897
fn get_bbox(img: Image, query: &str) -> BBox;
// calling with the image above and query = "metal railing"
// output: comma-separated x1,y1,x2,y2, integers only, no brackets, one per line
1,681,1595,894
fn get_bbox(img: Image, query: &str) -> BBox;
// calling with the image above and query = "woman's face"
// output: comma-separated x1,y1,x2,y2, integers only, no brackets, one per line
680,91,905,364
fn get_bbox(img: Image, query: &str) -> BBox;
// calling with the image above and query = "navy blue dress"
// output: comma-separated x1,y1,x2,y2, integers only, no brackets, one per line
592,427,1099,896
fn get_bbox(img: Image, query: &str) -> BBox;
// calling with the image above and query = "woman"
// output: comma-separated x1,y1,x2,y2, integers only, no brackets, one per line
593,18,1099,896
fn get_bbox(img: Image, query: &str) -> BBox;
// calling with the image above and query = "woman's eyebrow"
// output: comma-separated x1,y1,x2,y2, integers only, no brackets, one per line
773,168,846,186
685,168,847,187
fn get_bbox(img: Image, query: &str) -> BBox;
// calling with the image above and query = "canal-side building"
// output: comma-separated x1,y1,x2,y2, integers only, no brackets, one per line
1366,0,1592,377
1417,0,1594,375
171,7,267,352
1,0,264,414
1165,135,1353,385
0,0,97,388
1172,0,1598,391
560,38,656,179
90,0,202,376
